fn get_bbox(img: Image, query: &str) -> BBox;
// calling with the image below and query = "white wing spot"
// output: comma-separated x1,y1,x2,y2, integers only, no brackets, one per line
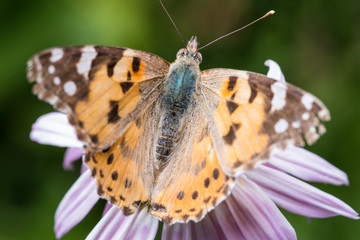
302,112,310,120
270,81,287,112
76,46,97,78
292,121,301,129
301,94,314,111
48,65,55,74
309,126,316,133
34,56,43,82
50,48,64,62
53,76,61,85
274,119,289,133
64,81,77,96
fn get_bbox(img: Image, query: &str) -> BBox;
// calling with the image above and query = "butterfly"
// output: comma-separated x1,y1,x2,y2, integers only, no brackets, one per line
27,36,329,224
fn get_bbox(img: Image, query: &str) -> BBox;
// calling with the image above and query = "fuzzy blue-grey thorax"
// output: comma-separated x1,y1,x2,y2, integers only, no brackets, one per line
155,37,202,164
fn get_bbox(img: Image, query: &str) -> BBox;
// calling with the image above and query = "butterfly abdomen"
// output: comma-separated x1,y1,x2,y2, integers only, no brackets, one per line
155,60,200,165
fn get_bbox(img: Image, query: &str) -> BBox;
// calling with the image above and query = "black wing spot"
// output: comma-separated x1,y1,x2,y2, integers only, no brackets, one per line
91,167,97,177
111,171,118,180
223,126,236,145
228,76,238,91
122,206,133,216
107,59,117,77
182,214,189,221
97,184,104,195
107,153,114,165
234,123,241,130
151,203,167,212
192,191,198,200
120,82,134,94
213,168,220,180
204,177,210,188
248,80,258,103
84,152,91,162
226,100,239,114
177,191,185,200
108,100,120,123
110,196,117,204
132,57,141,73
90,134,98,144
124,178,131,188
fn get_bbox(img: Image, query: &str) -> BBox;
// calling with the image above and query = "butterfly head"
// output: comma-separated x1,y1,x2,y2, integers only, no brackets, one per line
176,36,202,64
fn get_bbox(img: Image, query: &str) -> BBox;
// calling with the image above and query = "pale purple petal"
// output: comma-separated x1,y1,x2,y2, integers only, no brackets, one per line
86,207,158,240
265,59,286,82
81,162,89,174
163,211,227,240
162,221,192,240
229,176,296,240
213,201,246,239
247,165,359,219
268,146,348,185
63,147,84,170
31,112,83,148
55,169,99,238
102,203,112,216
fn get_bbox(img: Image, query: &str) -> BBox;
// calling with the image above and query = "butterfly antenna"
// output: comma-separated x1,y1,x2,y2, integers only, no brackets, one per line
158,0,187,49
197,10,275,51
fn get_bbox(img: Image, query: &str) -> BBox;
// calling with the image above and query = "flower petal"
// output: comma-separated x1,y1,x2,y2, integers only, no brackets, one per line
86,207,158,240
162,211,227,240
30,112,83,148
63,147,84,170
229,176,296,240
213,201,246,239
102,203,112,216
55,169,99,238
162,221,191,240
268,146,349,185
265,59,286,83
247,165,359,219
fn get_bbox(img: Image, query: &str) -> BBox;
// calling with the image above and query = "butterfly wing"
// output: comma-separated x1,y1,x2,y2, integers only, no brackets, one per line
200,68,330,176
150,96,236,224
85,102,161,215
27,46,170,150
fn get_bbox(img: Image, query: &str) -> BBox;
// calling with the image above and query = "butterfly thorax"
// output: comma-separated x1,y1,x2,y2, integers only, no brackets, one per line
155,56,201,167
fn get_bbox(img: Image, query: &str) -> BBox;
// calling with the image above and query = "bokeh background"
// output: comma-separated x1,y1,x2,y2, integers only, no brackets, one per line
0,0,359,239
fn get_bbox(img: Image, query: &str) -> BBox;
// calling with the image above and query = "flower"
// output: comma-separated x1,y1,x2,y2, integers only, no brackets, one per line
30,60,358,239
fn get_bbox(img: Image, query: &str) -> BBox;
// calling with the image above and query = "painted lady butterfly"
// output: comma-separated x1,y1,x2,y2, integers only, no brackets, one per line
27,36,329,224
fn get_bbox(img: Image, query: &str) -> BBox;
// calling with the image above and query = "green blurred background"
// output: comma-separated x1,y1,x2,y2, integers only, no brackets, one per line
0,0,359,239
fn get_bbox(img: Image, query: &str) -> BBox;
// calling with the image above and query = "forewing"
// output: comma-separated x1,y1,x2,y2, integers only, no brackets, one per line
150,98,236,224
27,45,169,150
201,68,330,176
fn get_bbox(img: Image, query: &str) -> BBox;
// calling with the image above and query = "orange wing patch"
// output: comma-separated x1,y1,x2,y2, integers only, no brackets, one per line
150,125,235,224
74,75,142,150
212,96,269,174
85,118,152,215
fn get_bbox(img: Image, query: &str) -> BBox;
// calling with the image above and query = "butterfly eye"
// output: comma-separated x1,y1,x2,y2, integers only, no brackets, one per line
176,48,187,59
191,52,202,64
195,52,202,64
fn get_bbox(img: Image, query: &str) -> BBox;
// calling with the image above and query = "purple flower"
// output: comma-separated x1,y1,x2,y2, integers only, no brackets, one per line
30,60,358,239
